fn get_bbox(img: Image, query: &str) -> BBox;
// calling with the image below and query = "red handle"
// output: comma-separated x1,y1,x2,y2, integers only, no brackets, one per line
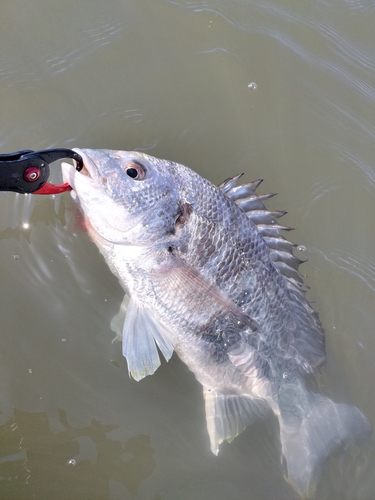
32,182,72,195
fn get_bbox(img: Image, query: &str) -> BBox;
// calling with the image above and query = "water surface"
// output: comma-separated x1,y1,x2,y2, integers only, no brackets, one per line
1,0,374,498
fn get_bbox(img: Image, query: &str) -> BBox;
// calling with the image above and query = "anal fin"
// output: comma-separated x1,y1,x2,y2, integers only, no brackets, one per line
204,389,269,455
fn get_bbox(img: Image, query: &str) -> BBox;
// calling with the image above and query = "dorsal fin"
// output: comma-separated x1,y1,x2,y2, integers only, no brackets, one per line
218,175,308,292
218,173,244,193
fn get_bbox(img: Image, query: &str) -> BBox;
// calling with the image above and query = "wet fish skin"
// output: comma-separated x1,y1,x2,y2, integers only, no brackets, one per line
62,149,371,498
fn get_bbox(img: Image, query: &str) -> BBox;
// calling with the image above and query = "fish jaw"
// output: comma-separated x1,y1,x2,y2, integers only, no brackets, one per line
61,159,129,244
61,149,165,245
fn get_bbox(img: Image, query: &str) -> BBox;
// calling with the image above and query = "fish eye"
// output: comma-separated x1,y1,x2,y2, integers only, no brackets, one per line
125,162,145,180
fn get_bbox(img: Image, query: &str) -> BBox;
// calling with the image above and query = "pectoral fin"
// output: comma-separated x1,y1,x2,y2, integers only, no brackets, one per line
122,297,175,381
110,294,129,343
204,389,269,455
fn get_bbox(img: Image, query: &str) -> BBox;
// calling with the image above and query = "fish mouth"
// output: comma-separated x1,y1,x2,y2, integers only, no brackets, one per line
61,148,100,194
70,148,99,181
71,148,97,178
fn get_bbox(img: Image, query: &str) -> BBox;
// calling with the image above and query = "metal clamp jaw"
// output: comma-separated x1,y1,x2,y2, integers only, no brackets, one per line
0,148,83,194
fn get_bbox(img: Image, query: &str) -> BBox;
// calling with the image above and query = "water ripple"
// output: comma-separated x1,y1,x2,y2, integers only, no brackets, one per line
312,247,375,292
330,103,375,142
342,0,375,12
339,149,375,190
166,0,375,103
43,19,123,75
0,17,124,88
198,47,240,60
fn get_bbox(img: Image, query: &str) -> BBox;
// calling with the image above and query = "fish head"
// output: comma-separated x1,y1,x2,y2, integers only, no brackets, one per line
62,149,183,245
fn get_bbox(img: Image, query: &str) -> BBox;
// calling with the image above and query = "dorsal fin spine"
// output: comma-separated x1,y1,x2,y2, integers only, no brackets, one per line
219,174,306,292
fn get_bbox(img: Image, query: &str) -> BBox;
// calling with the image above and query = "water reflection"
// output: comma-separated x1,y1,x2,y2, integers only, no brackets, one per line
0,196,66,242
0,409,155,499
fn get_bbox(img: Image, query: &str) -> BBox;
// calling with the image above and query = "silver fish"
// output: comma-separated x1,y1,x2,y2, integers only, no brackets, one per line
62,149,371,497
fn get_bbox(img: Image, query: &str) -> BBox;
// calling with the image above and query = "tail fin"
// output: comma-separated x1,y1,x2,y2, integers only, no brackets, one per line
279,388,371,498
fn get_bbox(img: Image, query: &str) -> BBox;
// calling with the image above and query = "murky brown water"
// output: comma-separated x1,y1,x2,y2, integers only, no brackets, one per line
1,0,375,498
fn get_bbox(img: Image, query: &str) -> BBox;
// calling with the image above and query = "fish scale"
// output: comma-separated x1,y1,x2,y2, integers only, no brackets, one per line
62,149,371,498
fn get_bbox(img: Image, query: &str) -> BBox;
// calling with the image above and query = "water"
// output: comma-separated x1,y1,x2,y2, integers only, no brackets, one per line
1,0,374,498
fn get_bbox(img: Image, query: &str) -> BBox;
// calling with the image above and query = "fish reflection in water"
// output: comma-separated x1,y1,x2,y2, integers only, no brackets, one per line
0,409,155,498
60,148,371,498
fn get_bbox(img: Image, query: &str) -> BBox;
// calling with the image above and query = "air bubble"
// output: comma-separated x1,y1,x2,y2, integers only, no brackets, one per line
67,459,76,466
297,245,306,252
248,82,257,90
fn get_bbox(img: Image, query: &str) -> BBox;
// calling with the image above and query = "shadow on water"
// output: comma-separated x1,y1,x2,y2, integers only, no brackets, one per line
0,409,155,500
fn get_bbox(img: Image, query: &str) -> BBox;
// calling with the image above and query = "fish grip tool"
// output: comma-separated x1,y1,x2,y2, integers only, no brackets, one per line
0,148,83,194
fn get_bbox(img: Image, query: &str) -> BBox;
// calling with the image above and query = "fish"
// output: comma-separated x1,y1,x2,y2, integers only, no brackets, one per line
62,149,371,498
